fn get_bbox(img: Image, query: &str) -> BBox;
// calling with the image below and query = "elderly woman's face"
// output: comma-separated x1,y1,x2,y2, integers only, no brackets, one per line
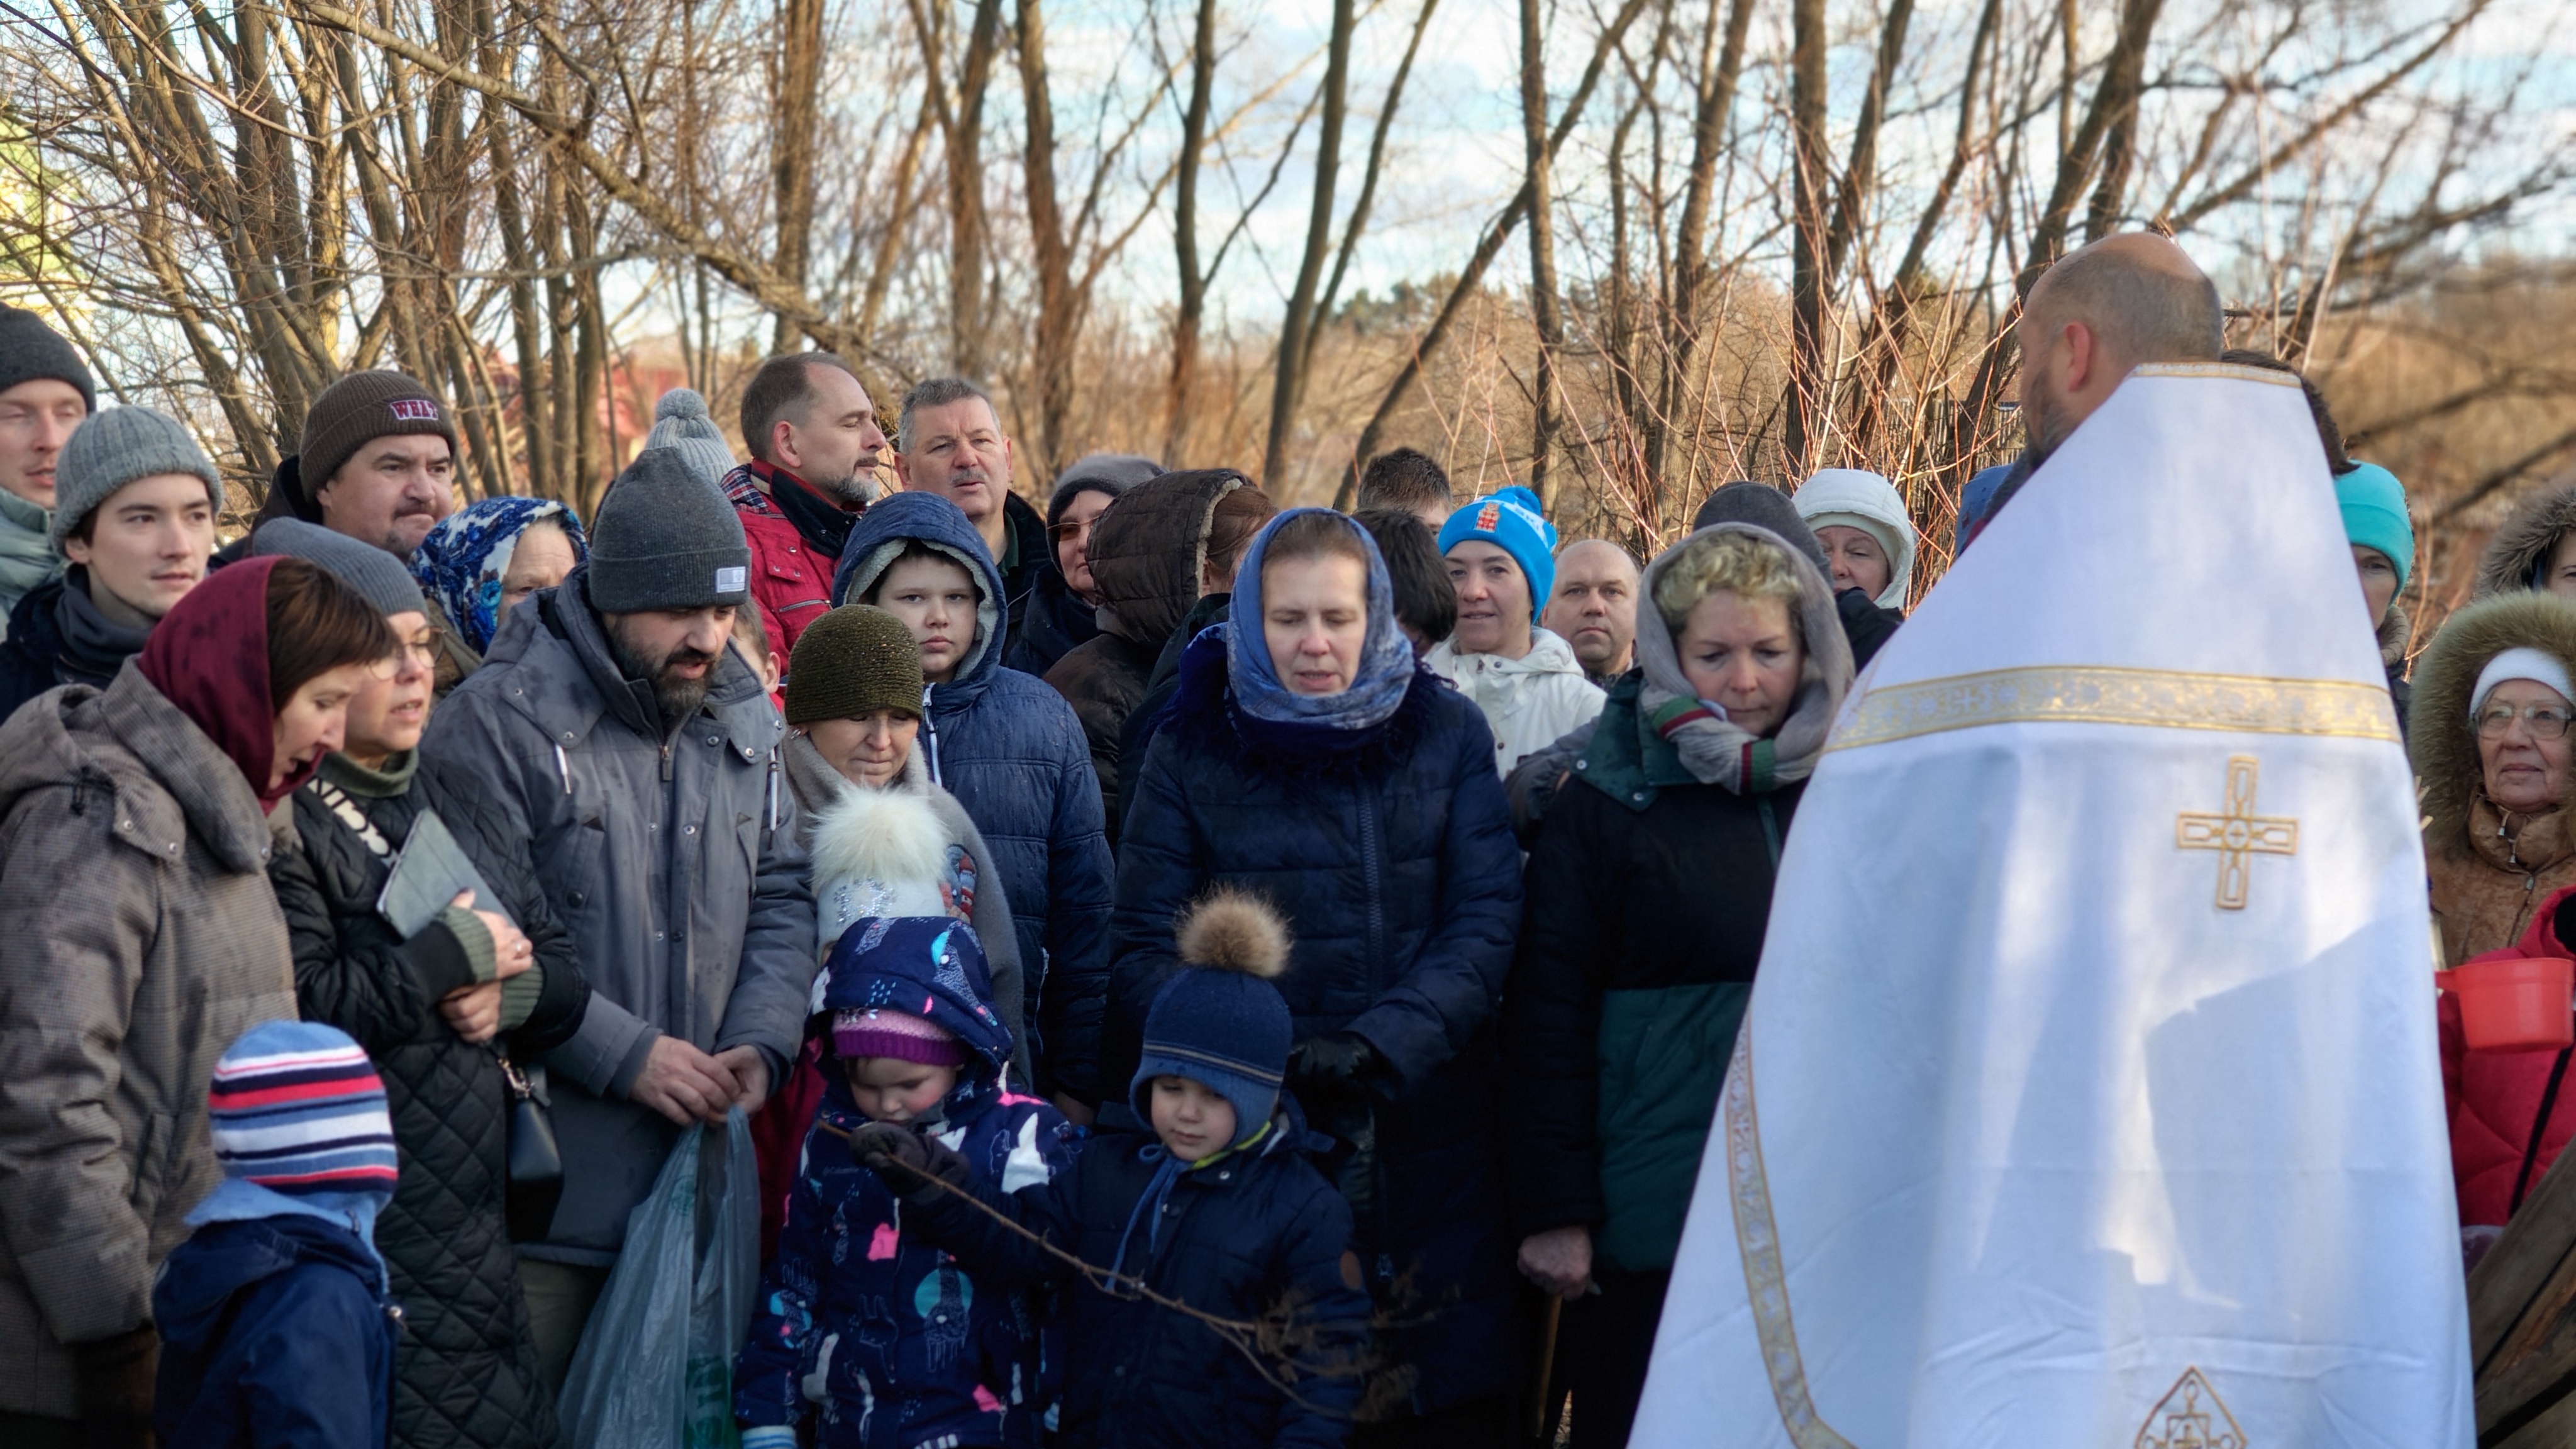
499,521,577,615
2477,677,2574,814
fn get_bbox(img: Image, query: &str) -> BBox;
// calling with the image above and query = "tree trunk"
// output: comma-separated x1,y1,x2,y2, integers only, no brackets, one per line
772,0,826,350
1017,0,1073,474
1260,0,1353,491
1162,0,1219,461
1784,0,1829,475
1519,0,1565,508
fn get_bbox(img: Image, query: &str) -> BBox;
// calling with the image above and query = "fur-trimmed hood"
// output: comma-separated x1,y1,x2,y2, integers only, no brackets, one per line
2475,479,2576,598
2409,592,2576,859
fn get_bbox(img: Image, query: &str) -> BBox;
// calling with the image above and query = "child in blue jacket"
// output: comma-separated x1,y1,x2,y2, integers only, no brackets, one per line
152,1021,402,1449
852,891,1373,1449
736,916,1077,1449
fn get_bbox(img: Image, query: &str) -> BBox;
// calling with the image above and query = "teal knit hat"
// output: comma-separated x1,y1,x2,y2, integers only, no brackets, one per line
1437,485,1558,604
2335,462,2413,592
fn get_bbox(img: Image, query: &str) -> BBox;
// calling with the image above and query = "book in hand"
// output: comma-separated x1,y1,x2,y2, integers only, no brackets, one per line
376,808,515,938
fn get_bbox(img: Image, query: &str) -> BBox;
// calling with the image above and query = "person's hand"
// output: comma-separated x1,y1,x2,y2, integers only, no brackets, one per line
713,1045,772,1116
439,981,503,1043
70,1323,157,1448
1518,1225,1594,1301
847,1122,970,1200
628,1036,742,1124
453,890,535,980
1287,1032,1385,1113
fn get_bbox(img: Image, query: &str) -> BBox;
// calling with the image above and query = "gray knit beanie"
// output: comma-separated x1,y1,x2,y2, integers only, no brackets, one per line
589,446,752,613
644,388,738,494
251,518,426,615
0,307,96,413
1046,452,1163,529
49,406,221,553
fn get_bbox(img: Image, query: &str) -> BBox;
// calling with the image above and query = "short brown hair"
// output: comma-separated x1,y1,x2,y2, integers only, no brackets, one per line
1355,508,1455,642
1355,447,1452,516
265,556,397,709
740,352,861,464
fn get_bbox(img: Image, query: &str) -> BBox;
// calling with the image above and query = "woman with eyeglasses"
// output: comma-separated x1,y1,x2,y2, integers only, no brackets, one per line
2415,594,2576,1245
253,519,591,1449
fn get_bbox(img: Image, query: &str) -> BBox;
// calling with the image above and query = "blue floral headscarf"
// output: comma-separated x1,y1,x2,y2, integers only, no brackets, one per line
1223,507,1416,733
411,497,588,654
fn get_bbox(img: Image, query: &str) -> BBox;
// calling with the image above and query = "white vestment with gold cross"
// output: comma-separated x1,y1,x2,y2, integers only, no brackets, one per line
1630,366,2470,1447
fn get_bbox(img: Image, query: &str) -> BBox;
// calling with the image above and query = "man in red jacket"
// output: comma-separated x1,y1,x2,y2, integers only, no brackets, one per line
723,353,887,662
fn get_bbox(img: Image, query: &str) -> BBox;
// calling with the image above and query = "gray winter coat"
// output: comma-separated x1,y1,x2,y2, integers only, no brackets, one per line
0,663,297,1414
418,569,816,1265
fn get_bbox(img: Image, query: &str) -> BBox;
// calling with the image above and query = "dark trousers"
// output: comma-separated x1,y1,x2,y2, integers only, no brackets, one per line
1351,1393,1514,1449
1559,1267,1670,1449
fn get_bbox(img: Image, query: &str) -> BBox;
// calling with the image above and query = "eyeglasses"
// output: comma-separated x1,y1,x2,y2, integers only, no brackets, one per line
1048,519,1093,545
369,635,444,679
2476,703,2573,740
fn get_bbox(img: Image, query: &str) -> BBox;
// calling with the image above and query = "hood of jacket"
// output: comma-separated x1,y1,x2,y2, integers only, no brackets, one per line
2410,591,2576,862
1424,627,1591,690
1628,521,1852,794
2477,479,2576,599
828,491,1008,702
1087,469,1251,650
0,659,276,874
818,915,1015,1079
1793,467,1917,610
153,1213,382,1357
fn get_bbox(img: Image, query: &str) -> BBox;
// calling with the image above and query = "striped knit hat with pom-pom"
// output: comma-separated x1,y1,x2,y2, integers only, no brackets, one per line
1130,888,1294,1148
208,1020,399,1197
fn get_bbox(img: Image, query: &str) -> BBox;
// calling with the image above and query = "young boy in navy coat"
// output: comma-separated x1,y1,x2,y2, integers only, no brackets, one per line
853,891,1372,1448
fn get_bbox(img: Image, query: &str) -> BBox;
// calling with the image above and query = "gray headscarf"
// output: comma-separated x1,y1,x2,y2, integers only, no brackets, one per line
1632,522,1853,792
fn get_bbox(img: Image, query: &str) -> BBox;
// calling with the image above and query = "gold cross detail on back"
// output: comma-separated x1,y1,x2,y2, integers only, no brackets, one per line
2176,755,2298,910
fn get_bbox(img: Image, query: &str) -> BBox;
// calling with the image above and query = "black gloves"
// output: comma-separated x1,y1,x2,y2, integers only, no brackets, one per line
848,1121,971,1202
72,1323,158,1448
1287,1032,1385,1114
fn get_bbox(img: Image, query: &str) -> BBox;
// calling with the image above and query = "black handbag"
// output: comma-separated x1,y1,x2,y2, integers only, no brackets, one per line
496,1049,564,1242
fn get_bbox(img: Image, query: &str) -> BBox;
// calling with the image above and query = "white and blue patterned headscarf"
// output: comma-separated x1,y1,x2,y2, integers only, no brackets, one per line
411,496,588,654
1224,508,1416,733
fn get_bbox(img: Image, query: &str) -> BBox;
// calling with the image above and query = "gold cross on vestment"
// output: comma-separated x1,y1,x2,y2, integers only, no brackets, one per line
2175,756,2298,910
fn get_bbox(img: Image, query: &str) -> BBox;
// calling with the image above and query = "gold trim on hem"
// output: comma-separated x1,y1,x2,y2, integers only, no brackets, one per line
1826,665,2400,753
2130,361,2305,387
1723,1028,1858,1449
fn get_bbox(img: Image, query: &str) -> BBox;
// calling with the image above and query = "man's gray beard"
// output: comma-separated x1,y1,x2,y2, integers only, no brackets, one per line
813,467,880,508
606,621,714,726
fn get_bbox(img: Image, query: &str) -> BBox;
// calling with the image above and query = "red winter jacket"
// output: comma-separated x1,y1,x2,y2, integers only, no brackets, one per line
724,464,840,660
2443,880,2576,1226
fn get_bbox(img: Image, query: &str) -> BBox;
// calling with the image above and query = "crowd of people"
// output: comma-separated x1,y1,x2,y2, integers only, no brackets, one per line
0,226,2540,1448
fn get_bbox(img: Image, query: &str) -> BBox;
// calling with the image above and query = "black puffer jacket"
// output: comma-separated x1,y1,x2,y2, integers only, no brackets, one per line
267,752,589,1449
0,569,149,725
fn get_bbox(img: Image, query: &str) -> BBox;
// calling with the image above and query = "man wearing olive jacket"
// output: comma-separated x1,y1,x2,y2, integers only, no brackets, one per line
418,447,815,1388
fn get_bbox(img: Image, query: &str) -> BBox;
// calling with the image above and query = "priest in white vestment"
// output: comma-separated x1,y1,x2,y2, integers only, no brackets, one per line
1630,364,2472,1447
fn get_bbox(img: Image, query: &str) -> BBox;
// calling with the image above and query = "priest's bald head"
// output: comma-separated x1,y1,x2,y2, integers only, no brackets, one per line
2015,233,2223,455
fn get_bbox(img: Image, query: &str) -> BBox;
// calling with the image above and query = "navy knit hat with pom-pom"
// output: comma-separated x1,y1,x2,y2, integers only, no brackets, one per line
1130,889,1293,1148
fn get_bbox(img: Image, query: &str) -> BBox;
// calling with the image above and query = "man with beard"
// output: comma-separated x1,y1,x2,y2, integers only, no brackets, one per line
417,446,815,1391
235,370,460,560
1961,233,2223,545
724,353,888,660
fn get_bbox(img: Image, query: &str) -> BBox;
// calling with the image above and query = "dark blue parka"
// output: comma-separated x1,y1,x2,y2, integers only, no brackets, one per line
1109,631,1525,1416
830,494,1114,1092
908,1104,1368,1449
735,918,1077,1448
151,1213,399,1449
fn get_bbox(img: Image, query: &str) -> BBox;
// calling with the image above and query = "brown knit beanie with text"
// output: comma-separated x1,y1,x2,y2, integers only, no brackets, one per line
299,371,458,492
785,604,926,726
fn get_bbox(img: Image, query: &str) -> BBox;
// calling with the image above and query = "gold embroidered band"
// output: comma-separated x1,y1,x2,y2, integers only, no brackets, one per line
1723,1028,1858,1449
2129,361,2306,387
1827,665,2401,753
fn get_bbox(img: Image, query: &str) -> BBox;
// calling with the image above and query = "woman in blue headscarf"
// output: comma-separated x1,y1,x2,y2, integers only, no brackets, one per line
1106,507,1526,1446
409,497,587,688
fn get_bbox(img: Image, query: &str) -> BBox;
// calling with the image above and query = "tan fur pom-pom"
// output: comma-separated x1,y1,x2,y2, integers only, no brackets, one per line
1173,887,1291,979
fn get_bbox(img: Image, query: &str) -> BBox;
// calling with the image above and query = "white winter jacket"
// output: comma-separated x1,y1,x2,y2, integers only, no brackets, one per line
1426,628,1606,775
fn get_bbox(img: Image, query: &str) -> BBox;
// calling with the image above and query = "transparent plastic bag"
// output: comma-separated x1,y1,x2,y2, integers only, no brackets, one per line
559,1108,761,1449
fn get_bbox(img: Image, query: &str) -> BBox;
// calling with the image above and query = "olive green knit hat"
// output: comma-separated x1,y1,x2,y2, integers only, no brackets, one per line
785,604,926,726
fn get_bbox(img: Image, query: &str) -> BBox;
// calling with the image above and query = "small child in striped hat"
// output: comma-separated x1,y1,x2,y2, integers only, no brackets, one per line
150,1020,402,1449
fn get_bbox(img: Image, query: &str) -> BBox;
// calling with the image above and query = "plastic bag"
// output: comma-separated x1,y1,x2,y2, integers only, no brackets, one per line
559,1108,761,1449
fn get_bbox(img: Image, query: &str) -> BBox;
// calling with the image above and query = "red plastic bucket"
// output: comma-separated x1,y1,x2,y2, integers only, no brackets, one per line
2438,955,2576,1053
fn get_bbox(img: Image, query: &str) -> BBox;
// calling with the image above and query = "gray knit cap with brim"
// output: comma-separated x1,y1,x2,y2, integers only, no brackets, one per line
589,445,752,613
49,406,221,553
251,517,427,615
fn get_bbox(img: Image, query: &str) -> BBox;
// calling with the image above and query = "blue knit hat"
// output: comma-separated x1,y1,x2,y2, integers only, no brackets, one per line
2336,462,2414,592
206,1021,398,1197
1130,891,1293,1150
1438,485,1558,605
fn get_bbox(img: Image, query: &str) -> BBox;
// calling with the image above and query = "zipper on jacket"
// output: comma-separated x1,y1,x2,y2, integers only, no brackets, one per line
660,736,675,783
919,682,943,785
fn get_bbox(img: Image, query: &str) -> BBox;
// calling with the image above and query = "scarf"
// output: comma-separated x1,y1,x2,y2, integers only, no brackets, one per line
0,487,59,603
137,555,317,811
753,460,862,561
1222,508,1416,733
411,497,588,655
55,568,151,682
1631,522,1853,792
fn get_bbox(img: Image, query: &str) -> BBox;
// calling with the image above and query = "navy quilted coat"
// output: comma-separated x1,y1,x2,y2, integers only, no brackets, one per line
1105,636,1524,1416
